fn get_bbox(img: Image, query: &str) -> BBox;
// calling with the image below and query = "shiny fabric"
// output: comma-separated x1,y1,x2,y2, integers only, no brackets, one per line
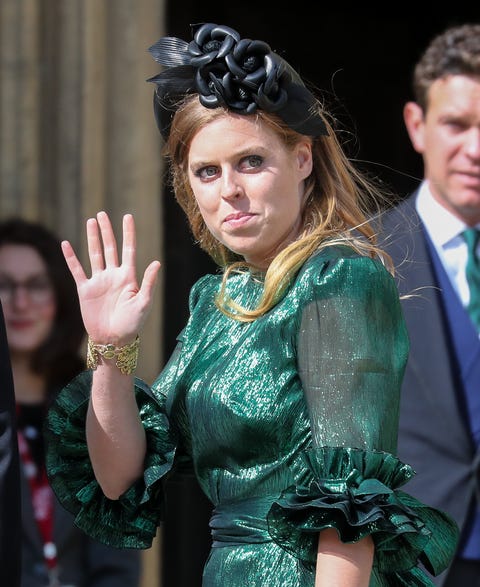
44,246,459,586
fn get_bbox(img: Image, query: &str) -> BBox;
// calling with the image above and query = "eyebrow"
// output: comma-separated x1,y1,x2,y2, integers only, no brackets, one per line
189,145,268,168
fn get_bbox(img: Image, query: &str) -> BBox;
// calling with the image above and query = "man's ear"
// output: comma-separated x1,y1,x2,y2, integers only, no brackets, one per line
403,101,426,154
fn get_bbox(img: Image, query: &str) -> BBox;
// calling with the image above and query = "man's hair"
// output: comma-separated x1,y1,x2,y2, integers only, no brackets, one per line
412,23,480,110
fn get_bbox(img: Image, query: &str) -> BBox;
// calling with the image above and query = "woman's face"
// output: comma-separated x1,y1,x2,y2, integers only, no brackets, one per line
187,114,313,269
0,244,56,357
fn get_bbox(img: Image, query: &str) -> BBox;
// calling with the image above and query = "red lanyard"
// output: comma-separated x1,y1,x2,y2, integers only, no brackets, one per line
17,428,58,572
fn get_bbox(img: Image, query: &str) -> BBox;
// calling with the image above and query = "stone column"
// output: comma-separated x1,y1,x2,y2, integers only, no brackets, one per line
0,0,165,584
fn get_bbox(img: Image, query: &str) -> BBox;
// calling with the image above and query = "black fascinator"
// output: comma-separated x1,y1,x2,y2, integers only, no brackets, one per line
147,23,328,139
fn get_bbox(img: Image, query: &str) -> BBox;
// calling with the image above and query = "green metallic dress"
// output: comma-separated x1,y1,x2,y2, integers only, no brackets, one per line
45,246,458,586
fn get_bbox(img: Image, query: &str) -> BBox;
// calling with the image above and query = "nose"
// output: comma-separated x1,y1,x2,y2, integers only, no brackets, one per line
10,285,31,308
220,169,242,201
465,127,480,160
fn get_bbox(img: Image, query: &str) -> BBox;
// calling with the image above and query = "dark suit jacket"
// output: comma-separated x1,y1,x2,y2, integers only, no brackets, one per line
0,303,21,587
381,193,479,586
21,467,142,587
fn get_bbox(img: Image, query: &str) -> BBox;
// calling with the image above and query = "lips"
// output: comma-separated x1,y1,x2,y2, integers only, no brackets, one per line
7,318,35,330
223,212,255,227
224,212,252,222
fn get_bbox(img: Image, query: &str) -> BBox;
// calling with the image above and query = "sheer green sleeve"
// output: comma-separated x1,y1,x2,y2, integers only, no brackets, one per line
267,252,458,585
44,345,183,549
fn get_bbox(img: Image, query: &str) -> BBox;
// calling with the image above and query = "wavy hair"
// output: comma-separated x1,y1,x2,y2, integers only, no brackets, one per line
165,95,392,321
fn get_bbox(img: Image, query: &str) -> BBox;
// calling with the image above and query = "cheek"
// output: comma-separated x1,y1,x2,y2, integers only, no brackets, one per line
424,139,453,170
194,188,219,219
192,196,219,237
426,126,459,154
269,177,303,216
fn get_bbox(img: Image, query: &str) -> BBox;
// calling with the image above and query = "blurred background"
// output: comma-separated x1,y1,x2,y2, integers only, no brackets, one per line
1,2,478,585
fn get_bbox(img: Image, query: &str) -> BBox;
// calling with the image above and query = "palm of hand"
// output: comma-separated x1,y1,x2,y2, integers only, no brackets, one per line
78,264,144,344
62,212,160,345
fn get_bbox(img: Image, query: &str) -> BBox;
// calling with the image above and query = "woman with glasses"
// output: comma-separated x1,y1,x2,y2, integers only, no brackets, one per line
0,217,142,587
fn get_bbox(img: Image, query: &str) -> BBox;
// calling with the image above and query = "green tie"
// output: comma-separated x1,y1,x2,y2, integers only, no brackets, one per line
463,227,480,331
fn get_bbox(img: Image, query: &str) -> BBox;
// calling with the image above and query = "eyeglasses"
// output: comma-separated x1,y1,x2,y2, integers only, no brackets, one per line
0,275,54,305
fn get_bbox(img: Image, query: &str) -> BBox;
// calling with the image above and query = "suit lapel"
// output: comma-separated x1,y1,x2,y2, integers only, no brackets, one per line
383,197,465,425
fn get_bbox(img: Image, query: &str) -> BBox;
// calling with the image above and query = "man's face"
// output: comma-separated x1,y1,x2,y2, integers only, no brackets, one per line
404,74,480,225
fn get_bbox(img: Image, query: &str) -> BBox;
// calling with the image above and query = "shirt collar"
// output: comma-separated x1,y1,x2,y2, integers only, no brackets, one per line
416,180,472,249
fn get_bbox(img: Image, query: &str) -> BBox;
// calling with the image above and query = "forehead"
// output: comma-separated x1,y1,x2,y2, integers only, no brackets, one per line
188,113,282,159
0,244,47,277
428,74,480,114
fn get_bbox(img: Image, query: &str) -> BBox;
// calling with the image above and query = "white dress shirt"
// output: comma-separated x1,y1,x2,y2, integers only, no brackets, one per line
416,180,480,309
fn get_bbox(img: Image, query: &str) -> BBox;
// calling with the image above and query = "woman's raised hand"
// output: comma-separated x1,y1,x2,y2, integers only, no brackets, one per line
62,211,161,345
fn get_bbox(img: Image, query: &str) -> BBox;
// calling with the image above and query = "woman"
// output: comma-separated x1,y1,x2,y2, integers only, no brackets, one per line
44,23,458,586
0,218,142,586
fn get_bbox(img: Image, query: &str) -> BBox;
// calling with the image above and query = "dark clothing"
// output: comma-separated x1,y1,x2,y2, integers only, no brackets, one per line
444,559,480,587
18,400,142,587
0,303,21,587
381,193,480,586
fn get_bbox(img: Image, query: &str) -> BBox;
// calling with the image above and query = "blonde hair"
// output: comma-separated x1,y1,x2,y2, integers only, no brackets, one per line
164,95,391,322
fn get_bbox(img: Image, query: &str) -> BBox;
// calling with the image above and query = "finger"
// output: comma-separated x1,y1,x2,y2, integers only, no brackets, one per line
61,240,87,285
86,217,105,274
97,211,119,267
121,214,136,267
139,260,161,300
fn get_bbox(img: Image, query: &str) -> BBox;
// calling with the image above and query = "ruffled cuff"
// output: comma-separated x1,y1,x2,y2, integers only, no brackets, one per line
267,447,458,585
44,370,176,548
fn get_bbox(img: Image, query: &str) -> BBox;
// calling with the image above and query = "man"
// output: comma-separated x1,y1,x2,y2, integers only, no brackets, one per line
381,23,480,586
0,302,21,586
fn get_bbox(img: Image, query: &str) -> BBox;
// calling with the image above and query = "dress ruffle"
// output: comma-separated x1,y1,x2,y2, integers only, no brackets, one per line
44,370,176,548
267,447,458,586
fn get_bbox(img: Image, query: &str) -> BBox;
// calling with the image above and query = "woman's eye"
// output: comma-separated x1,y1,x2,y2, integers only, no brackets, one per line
243,155,263,169
197,166,218,179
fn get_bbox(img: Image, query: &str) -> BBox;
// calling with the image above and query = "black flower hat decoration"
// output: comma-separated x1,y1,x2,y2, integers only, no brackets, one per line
147,23,328,139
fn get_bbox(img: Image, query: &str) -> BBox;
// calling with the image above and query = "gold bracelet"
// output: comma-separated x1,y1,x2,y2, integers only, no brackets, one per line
87,335,140,375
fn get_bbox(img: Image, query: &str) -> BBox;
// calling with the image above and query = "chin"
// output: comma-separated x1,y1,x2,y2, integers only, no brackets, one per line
9,335,43,354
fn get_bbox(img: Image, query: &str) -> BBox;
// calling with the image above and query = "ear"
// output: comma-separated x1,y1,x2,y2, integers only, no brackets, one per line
403,101,426,154
296,141,313,179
